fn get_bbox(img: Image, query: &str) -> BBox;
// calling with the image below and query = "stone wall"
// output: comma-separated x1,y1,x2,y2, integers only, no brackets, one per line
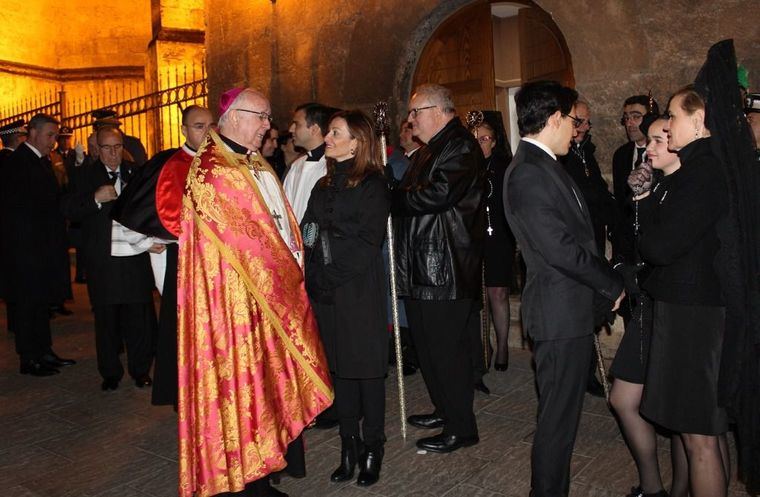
205,0,760,169
0,0,152,120
0,0,151,70
539,0,760,170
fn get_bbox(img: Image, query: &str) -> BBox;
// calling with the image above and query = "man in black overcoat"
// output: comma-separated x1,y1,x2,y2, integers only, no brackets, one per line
392,83,485,454
0,114,76,376
62,127,156,391
503,81,624,497
0,119,28,334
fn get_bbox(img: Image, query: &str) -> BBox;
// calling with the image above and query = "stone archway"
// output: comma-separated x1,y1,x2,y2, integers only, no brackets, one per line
393,0,574,117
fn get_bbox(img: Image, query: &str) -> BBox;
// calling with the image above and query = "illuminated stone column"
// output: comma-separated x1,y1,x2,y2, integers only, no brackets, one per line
146,0,206,152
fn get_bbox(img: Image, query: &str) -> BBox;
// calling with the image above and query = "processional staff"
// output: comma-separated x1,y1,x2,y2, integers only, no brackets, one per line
373,101,407,442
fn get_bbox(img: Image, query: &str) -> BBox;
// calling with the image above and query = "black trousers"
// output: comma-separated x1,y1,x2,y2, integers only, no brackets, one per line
404,298,477,437
152,243,178,406
333,376,386,447
13,301,52,361
93,302,155,380
468,302,488,380
531,334,593,497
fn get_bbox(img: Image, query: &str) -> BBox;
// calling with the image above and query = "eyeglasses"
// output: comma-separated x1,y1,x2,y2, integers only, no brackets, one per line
407,105,437,118
98,144,123,153
477,135,494,143
562,114,584,129
233,108,273,123
620,112,644,125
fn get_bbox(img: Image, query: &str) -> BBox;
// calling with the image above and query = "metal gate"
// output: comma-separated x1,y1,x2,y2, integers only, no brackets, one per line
0,62,207,158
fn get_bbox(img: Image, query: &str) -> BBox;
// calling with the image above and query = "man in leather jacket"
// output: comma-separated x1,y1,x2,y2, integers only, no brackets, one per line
392,83,485,454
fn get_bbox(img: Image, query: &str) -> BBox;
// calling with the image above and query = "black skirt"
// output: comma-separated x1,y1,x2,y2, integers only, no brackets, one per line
610,294,653,384
640,301,728,435
484,235,515,288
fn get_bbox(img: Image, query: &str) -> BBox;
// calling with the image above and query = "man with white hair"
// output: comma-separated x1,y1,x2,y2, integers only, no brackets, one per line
392,83,485,453
177,88,332,497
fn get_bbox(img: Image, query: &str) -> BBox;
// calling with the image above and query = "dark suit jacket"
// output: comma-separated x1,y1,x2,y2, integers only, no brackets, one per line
503,141,622,341
559,138,615,255
612,141,636,212
62,160,154,306
611,141,638,263
0,143,69,303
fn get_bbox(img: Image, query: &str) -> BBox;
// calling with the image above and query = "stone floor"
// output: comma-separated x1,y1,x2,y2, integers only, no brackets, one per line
0,283,752,497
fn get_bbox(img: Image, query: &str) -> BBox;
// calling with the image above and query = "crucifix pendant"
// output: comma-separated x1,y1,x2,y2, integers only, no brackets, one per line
272,210,283,230
487,226,493,236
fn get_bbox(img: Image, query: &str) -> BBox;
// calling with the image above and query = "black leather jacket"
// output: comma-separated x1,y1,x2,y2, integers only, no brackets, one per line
391,118,485,300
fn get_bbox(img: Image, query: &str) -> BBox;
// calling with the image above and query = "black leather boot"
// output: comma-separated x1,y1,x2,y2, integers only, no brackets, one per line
330,435,361,482
356,445,384,487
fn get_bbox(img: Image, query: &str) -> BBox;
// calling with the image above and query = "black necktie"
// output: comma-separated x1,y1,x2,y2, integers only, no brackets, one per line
634,147,645,168
109,170,120,192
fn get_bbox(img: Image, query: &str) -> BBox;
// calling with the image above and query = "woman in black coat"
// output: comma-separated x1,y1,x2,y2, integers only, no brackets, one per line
302,110,390,487
631,86,730,497
611,115,688,497
471,114,514,371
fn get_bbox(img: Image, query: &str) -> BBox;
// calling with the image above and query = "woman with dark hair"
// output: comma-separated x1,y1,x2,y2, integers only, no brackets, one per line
611,114,688,497
630,86,730,497
470,112,514,371
302,110,390,487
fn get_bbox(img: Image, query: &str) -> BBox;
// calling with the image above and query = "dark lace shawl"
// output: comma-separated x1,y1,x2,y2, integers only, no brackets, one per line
696,39,760,494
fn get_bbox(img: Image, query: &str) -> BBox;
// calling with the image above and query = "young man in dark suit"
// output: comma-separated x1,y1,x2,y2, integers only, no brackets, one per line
62,127,157,391
503,81,624,497
611,95,659,267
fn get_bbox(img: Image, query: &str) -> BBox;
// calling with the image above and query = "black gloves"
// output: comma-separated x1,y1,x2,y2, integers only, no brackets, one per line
615,262,645,298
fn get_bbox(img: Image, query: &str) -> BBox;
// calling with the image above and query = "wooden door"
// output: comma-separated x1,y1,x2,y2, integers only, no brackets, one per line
518,7,575,87
412,1,495,114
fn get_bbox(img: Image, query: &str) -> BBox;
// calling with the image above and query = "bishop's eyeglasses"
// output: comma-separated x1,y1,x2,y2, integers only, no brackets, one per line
233,108,273,123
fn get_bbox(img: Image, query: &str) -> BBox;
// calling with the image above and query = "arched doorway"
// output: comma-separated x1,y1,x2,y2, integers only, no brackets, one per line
411,0,574,148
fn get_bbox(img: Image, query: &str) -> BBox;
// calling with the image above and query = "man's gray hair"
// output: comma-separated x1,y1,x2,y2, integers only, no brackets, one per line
413,84,456,114
575,99,590,109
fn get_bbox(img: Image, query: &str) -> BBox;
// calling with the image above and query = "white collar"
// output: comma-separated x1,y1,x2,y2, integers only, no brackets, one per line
181,143,196,156
405,146,420,158
522,137,557,161
24,142,43,158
